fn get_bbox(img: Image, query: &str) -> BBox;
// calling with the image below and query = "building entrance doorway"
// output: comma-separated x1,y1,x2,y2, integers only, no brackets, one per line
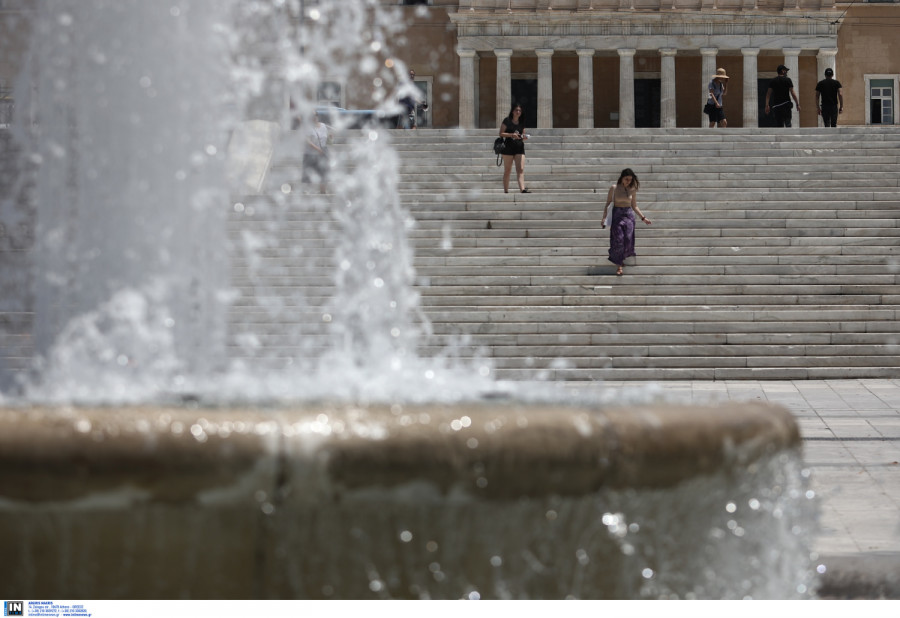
511,78,538,128
635,79,660,128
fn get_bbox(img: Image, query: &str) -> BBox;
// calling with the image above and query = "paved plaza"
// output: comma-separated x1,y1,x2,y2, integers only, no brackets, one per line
602,379,900,557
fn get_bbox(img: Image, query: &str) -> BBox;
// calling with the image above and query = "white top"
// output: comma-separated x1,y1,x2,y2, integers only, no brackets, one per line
306,122,329,155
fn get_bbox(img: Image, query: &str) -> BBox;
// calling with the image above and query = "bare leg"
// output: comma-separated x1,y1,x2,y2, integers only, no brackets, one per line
515,154,526,192
502,155,513,193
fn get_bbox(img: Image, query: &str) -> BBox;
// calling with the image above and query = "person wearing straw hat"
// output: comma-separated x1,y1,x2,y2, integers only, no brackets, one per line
705,68,729,128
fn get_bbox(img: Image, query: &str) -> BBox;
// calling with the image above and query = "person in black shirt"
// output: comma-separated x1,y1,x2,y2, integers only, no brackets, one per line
498,103,530,193
765,65,801,127
815,68,844,127
397,69,428,129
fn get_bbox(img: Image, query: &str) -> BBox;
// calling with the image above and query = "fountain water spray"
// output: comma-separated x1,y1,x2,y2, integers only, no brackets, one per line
6,0,235,402
2,0,490,404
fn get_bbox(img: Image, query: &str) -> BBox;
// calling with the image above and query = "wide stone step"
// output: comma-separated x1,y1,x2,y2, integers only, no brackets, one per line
418,294,892,307
422,285,899,299
391,156,900,169
422,332,895,346
416,273,900,287
419,346,900,365
422,304,898,319
382,127,900,142
398,157,900,170
415,245,899,257
409,236,899,250
416,253,894,266
425,319,900,336
409,225,898,237
408,209,900,223
489,366,900,381
414,265,894,278
398,189,900,203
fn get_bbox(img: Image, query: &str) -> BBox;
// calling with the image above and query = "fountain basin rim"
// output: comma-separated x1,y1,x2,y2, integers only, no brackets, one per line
0,400,800,503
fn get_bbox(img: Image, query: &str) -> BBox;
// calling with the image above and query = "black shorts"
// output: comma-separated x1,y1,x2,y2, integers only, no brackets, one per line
706,106,726,123
501,139,525,156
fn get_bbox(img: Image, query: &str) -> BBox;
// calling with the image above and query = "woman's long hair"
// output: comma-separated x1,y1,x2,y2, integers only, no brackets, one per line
617,168,640,191
505,104,523,125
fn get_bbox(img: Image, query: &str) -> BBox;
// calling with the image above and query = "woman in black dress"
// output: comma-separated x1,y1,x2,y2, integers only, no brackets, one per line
499,104,530,193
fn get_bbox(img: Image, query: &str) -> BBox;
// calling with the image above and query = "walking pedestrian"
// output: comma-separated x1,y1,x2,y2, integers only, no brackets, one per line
600,168,651,276
397,69,428,129
498,103,530,194
815,68,844,127
765,65,801,127
303,111,331,193
705,68,729,128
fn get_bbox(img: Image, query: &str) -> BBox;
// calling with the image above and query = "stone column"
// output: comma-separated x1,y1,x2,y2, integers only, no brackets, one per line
577,48,595,129
783,48,801,126
742,47,759,128
536,48,554,128
817,48,838,80
701,48,718,128
817,48,838,127
457,49,477,129
660,48,677,128
618,48,636,129
495,48,513,128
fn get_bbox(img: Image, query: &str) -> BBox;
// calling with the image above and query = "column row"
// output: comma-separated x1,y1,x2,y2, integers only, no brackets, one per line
457,47,840,129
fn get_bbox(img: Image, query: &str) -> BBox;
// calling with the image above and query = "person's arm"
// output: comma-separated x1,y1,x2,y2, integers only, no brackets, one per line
838,87,844,114
306,135,324,155
765,87,773,114
500,122,522,140
791,87,801,111
601,186,614,228
631,192,651,225
816,89,822,116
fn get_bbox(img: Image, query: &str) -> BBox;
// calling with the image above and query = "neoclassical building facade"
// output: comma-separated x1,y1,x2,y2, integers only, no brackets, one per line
388,0,900,129
0,2,897,130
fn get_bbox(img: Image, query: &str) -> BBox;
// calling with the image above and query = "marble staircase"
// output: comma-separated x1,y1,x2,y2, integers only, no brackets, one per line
390,127,900,380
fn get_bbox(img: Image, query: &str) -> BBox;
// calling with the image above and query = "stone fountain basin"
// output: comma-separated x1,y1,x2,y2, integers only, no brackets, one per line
0,401,811,599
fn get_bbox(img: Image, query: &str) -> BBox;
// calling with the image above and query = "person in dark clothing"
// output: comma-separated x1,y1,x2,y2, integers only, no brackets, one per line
398,69,428,129
498,103,530,194
815,68,844,127
765,65,801,127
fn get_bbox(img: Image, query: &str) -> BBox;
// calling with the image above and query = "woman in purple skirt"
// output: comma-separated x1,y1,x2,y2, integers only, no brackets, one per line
600,168,652,276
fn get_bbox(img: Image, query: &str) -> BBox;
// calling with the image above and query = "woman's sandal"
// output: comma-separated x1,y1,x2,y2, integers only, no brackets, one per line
616,266,623,276
521,188,531,193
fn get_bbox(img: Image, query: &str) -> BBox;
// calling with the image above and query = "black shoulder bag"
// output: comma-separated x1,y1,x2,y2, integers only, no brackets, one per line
493,137,504,166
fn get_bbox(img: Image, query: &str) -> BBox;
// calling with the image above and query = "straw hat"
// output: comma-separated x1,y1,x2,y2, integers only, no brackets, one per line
712,68,729,80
